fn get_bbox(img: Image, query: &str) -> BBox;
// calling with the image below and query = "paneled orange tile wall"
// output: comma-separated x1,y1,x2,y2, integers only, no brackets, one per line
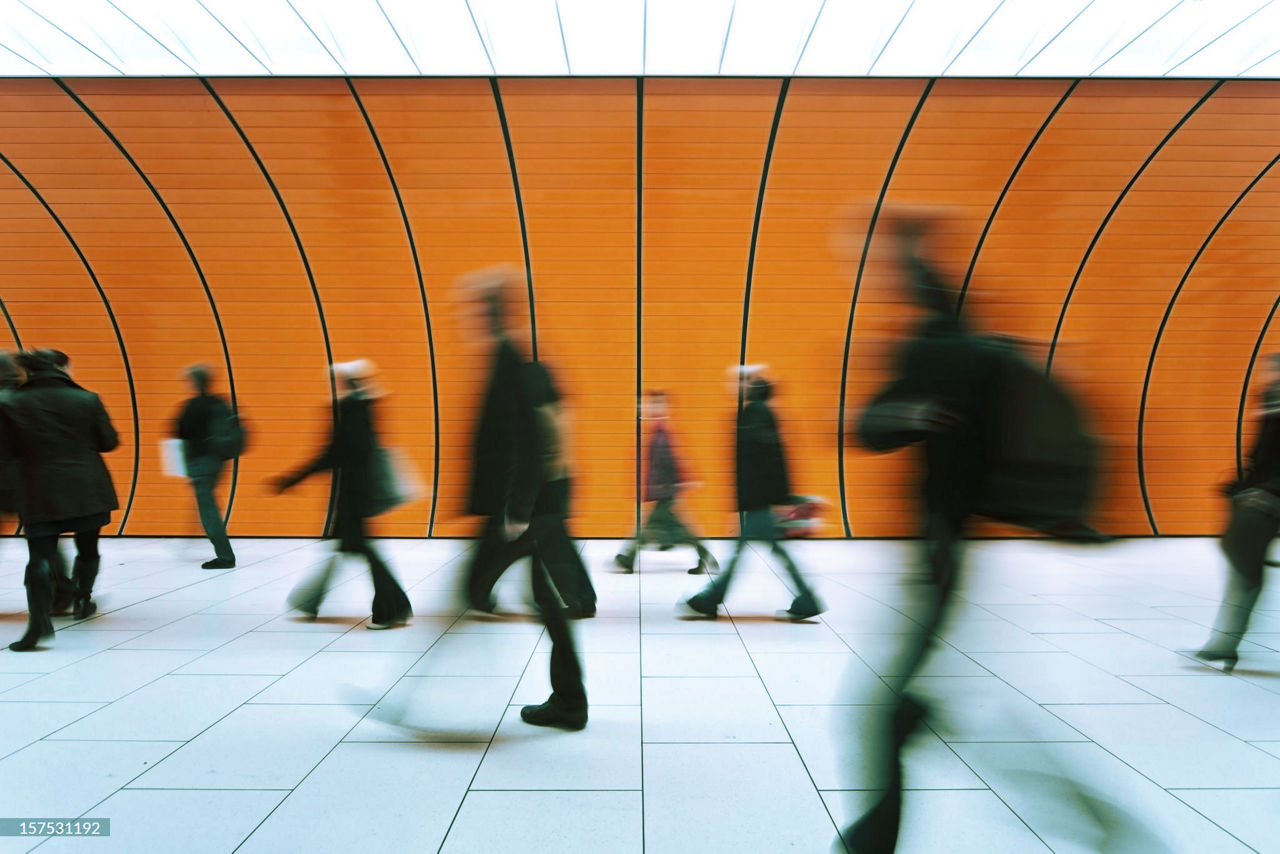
1,77,1274,539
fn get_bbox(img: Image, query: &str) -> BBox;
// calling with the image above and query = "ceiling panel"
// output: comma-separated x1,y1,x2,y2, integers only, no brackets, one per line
0,0,1272,78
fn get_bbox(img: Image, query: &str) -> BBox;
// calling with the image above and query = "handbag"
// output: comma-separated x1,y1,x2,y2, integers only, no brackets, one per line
365,446,423,518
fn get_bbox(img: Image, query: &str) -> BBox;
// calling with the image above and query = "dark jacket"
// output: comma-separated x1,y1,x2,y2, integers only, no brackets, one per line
645,423,681,503
863,315,997,518
175,393,232,460
523,361,569,518
1,370,119,525
466,337,541,523
1235,382,1280,497
736,400,791,512
285,392,378,551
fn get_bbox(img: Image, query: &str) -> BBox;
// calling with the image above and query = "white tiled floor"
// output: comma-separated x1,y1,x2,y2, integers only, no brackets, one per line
0,536,1278,852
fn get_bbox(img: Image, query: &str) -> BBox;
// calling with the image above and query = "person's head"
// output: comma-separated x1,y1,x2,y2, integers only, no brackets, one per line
15,350,56,378
1269,353,1280,385
332,359,383,399
460,265,521,342
46,349,69,371
746,377,773,404
642,389,668,420
185,363,212,395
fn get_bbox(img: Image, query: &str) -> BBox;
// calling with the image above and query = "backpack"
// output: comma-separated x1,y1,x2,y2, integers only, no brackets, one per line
973,339,1099,537
857,335,1101,538
208,407,247,460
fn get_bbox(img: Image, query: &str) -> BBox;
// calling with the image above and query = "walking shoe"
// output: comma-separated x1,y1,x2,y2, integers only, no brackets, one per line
520,699,587,731
681,593,718,618
8,627,53,652
368,611,412,630
201,558,236,569
73,599,97,621
781,596,825,621
613,554,634,573
689,553,718,574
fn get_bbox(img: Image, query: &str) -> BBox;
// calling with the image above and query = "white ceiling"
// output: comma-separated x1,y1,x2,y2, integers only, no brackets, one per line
0,0,1277,78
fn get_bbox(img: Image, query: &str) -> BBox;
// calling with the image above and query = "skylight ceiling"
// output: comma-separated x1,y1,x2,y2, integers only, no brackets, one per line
0,0,1276,78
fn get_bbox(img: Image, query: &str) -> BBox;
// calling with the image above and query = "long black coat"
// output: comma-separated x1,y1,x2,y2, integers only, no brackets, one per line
736,400,792,512
466,337,541,523
1,370,119,525
287,392,378,552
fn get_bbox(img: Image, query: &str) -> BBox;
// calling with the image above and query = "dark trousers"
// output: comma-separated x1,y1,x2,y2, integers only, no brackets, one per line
1210,492,1279,653
529,527,586,711
21,529,101,640
187,455,234,562
288,539,410,624
467,513,596,613
844,511,965,854
618,499,713,564
697,508,816,607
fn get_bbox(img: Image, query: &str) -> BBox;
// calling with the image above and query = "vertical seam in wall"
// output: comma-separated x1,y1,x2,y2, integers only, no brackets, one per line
56,78,243,530
490,78,538,361
201,78,340,538
347,78,442,538
636,77,644,534
836,79,934,538
0,297,21,349
1140,132,1280,534
737,79,789,386
1045,80,1223,376
0,150,141,535
957,78,1079,313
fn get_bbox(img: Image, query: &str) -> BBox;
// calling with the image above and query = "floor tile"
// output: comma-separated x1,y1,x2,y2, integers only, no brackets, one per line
0,650,201,703
441,791,642,854
0,701,103,759
640,635,755,677
1173,789,1280,854
907,677,1089,742
237,742,484,853
472,704,640,790
782,704,985,790
515,652,640,706
408,632,541,677
1046,703,1280,788
0,740,179,818
40,789,285,854
747,652,894,705
966,652,1158,704
345,676,517,742
113,613,275,650
644,743,838,853
174,631,335,675
50,674,273,742
128,704,363,789
250,651,420,704
1124,674,1280,741
642,677,787,743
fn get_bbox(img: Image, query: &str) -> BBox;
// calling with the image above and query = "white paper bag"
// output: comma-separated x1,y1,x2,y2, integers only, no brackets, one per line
160,439,187,478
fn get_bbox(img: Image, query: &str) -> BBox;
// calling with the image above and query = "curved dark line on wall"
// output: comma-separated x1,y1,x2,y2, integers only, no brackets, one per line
957,79,1079,313
56,79,243,531
1045,80,1222,377
1139,147,1280,535
737,79,789,394
201,78,340,538
635,77,644,534
490,78,538,361
0,296,22,349
835,79,934,538
1240,297,1280,479
347,78,442,538
0,151,141,535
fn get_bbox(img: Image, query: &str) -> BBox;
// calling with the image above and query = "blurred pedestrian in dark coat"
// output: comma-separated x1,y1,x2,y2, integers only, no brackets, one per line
3,350,119,650
274,361,411,629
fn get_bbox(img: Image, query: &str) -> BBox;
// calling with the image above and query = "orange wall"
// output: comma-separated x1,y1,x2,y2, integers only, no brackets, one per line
1,77,1275,539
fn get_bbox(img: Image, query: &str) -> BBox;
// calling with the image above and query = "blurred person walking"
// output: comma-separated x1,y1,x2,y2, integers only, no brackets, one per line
3,350,119,650
273,360,412,630
173,364,241,569
460,267,542,613
684,371,824,621
1191,353,1280,673
615,390,717,575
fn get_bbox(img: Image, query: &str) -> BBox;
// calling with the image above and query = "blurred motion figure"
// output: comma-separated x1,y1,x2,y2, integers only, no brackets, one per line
1193,353,1280,672
615,389,717,575
174,363,240,569
3,350,119,650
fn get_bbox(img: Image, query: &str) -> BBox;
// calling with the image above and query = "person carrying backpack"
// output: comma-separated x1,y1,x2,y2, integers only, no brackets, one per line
844,212,1103,852
174,363,242,569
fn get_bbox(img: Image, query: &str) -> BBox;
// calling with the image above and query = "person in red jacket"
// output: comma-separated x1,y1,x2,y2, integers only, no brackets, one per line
614,390,716,575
